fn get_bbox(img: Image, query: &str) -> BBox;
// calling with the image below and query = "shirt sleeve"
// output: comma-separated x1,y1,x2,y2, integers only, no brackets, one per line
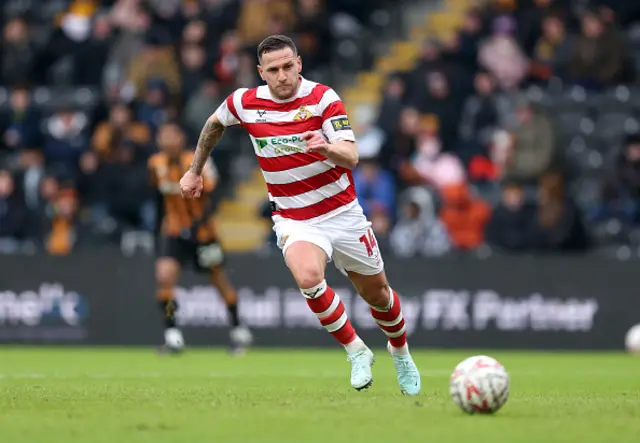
214,89,243,127
319,88,356,143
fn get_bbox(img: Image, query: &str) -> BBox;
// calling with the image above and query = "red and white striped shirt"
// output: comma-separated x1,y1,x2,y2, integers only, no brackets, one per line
215,77,359,224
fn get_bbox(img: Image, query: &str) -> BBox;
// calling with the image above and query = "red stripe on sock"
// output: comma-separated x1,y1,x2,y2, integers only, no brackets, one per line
379,318,405,334
370,289,407,348
333,322,357,344
305,285,356,346
320,301,345,327
306,287,334,313
370,290,401,322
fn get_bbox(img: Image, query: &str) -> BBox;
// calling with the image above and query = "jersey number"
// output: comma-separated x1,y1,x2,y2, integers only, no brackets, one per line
359,229,378,257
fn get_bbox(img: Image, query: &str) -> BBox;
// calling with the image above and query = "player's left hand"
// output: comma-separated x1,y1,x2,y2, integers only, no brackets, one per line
180,170,203,199
302,131,330,156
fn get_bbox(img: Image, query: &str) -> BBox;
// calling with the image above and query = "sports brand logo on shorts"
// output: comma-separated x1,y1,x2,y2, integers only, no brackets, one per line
293,106,312,121
331,117,351,131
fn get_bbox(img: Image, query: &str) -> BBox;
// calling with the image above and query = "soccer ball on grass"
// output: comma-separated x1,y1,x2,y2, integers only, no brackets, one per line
625,324,640,353
449,355,510,414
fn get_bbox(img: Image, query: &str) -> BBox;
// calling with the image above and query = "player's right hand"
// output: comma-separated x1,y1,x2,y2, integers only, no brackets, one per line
180,170,203,199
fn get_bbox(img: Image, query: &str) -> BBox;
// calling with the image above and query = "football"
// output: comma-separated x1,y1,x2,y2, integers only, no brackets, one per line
449,355,510,414
625,323,640,353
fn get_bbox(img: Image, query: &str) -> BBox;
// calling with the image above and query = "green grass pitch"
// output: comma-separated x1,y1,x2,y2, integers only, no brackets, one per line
1,348,639,443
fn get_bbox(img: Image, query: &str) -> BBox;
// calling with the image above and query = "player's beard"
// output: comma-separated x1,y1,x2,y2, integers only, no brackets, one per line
270,78,299,100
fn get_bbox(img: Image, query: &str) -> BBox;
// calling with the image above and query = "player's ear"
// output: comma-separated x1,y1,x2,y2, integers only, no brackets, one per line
296,55,302,73
257,64,265,82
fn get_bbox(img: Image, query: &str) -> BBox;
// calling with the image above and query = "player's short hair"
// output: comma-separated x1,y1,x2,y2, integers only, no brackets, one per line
257,35,297,63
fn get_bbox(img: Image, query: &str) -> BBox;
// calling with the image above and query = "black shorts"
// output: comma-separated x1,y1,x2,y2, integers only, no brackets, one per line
157,236,225,272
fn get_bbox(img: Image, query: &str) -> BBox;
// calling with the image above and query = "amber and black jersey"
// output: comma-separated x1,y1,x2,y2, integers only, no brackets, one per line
148,151,218,243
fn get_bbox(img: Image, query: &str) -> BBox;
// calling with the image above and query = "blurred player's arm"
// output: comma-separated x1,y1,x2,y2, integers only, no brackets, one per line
189,90,245,175
148,156,164,236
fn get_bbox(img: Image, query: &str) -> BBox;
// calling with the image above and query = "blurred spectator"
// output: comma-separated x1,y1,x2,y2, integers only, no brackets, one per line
468,129,513,184
0,170,28,250
485,180,539,252
237,0,296,46
405,115,466,190
517,0,571,55
1,86,43,167
536,172,589,251
454,8,483,72
213,31,242,89
100,141,155,232
567,11,628,89
136,79,174,134
92,102,151,162
74,12,116,86
503,96,557,182
45,186,80,256
529,14,572,83
458,71,508,151
478,15,528,91
127,30,181,101
439,183,491,250
593,134,640,226
385,107,419,184
353,157,395,236
376,75,406,139
1,17,37,86
43,108,90,181
184,78,222,139
407,39,447,103
412,72,461,150
390,187,450,258
180,44,207,103
294,0,332,75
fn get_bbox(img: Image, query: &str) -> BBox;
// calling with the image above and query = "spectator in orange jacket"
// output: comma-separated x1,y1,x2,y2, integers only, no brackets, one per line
439,183,492,250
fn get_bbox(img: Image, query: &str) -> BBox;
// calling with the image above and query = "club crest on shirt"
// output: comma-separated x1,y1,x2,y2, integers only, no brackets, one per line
293,106,312,121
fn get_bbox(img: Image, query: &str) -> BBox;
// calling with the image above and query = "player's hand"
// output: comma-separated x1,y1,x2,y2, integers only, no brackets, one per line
180,170,203,199
302,131,330,156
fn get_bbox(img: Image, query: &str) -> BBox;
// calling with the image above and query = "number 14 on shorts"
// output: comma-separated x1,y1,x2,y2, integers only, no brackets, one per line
359,229,379,258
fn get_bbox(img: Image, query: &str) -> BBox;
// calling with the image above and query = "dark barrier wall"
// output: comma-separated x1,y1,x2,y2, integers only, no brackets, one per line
0,249,638,349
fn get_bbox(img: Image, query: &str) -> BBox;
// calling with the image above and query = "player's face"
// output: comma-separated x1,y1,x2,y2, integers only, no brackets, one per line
157,125,184,156
258,47,302,100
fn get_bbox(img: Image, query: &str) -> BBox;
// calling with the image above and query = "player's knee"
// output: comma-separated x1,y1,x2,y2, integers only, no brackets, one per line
292,265,324,290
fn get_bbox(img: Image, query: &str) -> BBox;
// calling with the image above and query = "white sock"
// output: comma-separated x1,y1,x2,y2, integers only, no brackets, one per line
388,342,409,356
344,336,367,354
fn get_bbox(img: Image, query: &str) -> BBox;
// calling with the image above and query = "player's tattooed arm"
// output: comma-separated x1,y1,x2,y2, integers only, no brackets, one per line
190,113,225,175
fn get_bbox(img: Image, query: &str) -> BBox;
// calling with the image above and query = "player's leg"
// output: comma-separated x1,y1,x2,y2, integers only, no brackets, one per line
209,264,253,354
193,239,253,353
155,254,184,353
347,269,420,395
330,210,421,395
282,237,374,390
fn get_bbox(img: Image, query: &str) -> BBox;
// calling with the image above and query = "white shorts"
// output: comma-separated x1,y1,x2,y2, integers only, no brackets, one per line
273,203,384,276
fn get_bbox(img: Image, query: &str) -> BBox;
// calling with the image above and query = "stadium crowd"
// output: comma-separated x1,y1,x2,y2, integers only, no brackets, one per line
0,0,378,254
1,0,640,257
349,0,640,258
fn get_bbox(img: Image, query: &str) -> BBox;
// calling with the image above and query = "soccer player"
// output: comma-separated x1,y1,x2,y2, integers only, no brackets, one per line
179,35,421,394
149,121,252,354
